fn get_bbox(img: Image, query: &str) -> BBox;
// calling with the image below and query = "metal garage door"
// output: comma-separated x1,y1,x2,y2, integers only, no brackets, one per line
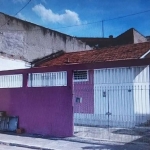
94,66,150,127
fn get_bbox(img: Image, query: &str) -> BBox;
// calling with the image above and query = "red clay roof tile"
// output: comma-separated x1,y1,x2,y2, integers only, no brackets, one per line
37,42,150,67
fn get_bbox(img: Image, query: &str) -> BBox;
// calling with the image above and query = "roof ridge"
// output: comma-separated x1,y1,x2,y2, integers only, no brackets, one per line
65,41,150,54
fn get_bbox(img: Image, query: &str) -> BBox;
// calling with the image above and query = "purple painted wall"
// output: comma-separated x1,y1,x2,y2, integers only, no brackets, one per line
0,67,73,137
73,70,94,114
0,59,150,136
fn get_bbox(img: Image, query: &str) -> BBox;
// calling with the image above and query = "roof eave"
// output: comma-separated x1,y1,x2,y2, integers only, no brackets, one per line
140,49,150,59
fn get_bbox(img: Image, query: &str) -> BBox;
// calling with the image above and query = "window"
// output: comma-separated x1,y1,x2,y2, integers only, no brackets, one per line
0,74,23,88
73,70,88,82
27,71,67,87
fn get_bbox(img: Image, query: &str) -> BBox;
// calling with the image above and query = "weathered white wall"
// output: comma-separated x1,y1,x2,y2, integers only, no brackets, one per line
0,56,29,71
0,13,91,62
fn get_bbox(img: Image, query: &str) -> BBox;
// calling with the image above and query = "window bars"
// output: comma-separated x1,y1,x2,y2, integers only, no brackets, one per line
0,74,23,88
28,71,67,87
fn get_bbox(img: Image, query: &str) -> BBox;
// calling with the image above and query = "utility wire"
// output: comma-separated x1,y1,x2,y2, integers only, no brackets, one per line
0,7,150,32
14,0,32,16
53,9,150,29
0,0,32,28
104,9,150,22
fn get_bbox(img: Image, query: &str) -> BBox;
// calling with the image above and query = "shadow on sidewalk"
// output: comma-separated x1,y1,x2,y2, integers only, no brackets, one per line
0,130,150,150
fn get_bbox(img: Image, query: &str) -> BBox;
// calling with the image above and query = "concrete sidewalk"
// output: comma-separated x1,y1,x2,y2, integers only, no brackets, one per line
0,132,150,150
74,126,150,144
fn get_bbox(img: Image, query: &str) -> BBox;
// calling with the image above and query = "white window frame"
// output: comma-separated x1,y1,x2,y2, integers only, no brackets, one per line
0,74,23,88
73,70,89,82
28,71,67,87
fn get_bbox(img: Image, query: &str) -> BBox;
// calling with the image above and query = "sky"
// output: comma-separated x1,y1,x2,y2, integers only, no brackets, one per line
0,0,150,37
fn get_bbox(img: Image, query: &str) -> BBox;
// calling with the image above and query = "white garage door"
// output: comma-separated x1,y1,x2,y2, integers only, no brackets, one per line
94,66,150,127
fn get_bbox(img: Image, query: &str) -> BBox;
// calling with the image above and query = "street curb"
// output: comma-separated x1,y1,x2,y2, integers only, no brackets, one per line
0,135,149,149
55,137,150,147
0,141,54,150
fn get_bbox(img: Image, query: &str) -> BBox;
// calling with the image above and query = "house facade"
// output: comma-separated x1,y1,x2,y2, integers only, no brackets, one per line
0,42,150,137
73,65,149,127
34,42,150,127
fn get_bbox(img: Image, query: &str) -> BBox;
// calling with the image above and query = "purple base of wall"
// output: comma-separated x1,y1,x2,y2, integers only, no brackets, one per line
0,87,73,137
0,67,73,138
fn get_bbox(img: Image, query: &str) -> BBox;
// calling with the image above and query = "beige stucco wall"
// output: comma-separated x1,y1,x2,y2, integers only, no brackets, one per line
0,13,91,62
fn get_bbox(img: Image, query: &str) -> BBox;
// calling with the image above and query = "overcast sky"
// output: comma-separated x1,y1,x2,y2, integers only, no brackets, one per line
0,0,150,37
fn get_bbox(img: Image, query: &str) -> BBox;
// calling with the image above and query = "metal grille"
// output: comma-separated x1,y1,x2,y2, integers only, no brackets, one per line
73,66,150,144
94,66,149,84
27,71,67,87
73,70,88,81
0,74,23,88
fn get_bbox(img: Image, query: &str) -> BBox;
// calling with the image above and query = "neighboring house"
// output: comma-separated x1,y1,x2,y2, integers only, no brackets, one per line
0,52,30,71
34,41,150,127
146,36,150,41
0,12,91,62
77,28,147,49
